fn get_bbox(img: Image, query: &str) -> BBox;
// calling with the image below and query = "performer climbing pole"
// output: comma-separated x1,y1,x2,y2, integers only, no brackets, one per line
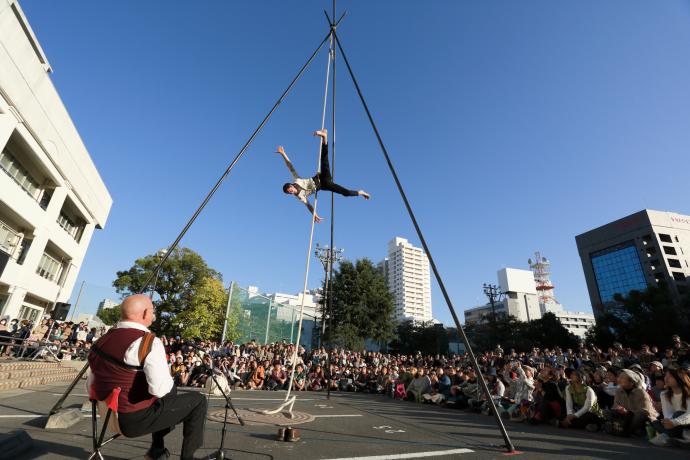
274,128,370,223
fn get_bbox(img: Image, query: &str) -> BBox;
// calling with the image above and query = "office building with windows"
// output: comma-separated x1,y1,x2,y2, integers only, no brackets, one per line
0,1,112,323
576,209,690,318
381,237,433,323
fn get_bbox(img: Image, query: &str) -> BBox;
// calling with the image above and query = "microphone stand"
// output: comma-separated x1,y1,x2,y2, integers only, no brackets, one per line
206,355,245,460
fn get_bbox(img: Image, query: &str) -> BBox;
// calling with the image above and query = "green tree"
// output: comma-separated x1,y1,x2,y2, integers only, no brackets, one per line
175,277,228,341
113,247,223,336
587,286,690,349
391,320,450,355
97,305,121,326
326,258,396,350
464,312,579,353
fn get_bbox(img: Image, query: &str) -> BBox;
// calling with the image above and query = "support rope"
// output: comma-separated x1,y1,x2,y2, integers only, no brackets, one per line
263,39,332,416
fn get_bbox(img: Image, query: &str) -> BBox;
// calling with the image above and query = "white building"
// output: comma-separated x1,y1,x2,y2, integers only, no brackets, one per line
381,237,433,323
464,267,596,340
267,290,321,321
553,311,596,340
0,1,112,324
96,298,117,315
464,268,540,324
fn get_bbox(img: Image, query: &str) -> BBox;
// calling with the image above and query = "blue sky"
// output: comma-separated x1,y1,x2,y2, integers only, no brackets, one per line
21,0,690,324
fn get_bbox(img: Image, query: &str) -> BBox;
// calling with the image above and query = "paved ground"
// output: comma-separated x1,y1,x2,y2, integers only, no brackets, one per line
0,383,688,459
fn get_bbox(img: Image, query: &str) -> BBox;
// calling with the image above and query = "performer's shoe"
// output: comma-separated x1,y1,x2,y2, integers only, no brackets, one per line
145,447,171,460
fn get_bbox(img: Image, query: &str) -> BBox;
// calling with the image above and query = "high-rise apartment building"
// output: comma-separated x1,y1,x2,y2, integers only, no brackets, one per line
0,1,112,323
380,237,432,323
576,209,690,318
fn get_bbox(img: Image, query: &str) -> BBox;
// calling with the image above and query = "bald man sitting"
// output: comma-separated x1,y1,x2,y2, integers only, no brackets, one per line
87,294,207,460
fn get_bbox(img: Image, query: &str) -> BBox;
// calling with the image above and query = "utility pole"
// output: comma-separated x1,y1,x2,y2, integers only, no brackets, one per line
483,283,505,339
314,243,343,346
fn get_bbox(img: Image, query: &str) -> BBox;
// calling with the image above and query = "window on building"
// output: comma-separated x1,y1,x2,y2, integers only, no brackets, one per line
659,234,673,243
672,272,687,282
36,252,63,282
664,246,677,256
0,148,40,199
39,188,53,210
591,242,648,303
0,220,20,256
668,258,682,269
18,304,41,323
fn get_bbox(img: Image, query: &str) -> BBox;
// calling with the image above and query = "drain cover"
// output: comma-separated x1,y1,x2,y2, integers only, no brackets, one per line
207,407,315,426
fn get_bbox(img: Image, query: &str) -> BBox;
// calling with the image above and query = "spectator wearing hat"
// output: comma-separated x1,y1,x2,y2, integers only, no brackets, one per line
605,369,659,437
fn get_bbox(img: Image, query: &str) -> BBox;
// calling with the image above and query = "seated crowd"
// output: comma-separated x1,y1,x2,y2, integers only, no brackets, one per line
161,334,690,449
2,316,689,448
0,317,104,360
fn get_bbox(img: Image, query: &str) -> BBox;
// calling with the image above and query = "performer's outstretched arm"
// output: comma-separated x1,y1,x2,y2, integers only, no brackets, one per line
276,146,299,180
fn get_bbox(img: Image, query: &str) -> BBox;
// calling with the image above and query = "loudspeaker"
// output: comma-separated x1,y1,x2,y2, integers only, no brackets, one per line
51,302,70,321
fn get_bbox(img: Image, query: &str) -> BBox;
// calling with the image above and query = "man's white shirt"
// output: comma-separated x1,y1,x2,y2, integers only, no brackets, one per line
86,321,173,399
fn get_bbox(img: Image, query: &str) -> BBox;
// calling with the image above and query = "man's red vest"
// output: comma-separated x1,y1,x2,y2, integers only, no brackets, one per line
88,327,158,413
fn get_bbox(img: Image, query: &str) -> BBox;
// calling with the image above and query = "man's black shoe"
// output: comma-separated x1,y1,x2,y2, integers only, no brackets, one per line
145,447,170,460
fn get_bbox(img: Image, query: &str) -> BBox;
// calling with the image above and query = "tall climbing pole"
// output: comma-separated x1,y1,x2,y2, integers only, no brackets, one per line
325,0,338,401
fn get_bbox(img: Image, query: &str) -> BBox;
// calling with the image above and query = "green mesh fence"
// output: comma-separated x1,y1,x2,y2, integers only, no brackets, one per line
228,283,318,348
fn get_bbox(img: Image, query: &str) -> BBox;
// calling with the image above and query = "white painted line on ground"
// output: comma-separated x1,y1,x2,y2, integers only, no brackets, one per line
323,449,474,460
312,414,363,418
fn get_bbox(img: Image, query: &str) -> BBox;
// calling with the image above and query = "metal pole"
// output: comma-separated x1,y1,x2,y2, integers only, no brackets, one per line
327,0,337,350
69,280,85,322
221,282,234,343
264,299,272,345
333,31,515,453
290,305,295,343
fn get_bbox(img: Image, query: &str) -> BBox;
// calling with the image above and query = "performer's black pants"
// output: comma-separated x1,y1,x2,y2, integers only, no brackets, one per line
119,389,207,460
314,142,359,197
